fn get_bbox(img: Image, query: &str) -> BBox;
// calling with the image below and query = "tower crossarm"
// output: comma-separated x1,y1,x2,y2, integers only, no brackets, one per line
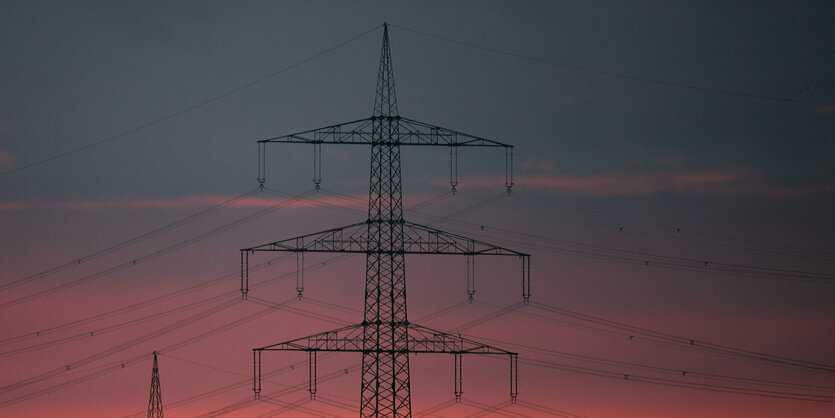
240,220,532,303
259,116,512,148
241,221,368,253
401,222,529,257
255,323,517,356
242,221,529,257
252,322,520,403
406,324,517,355
258,324,366,352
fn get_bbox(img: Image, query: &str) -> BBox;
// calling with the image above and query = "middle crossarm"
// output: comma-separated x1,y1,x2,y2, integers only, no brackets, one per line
241,221,530,257
256,323,517,356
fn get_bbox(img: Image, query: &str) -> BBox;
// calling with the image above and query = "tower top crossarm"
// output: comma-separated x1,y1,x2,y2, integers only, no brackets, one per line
258,116,513,148
258,24,511,149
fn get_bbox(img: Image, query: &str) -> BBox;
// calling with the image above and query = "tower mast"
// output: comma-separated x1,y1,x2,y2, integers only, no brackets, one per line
363,23,410,416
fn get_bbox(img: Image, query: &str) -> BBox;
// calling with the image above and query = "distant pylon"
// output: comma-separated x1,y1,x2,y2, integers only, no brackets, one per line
147,351,163,418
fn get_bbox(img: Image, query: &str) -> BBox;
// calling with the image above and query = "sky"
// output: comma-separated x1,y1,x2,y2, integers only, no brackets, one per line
1,1,834,416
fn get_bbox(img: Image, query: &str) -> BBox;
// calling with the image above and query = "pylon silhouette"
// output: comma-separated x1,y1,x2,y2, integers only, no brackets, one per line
242,23,530,416
147,351,163,418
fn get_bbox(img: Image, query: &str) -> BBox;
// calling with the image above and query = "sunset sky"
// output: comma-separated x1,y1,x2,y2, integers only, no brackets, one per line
1,1,834,417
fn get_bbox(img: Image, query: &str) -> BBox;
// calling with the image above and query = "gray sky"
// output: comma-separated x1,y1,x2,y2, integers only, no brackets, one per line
2,1,833,199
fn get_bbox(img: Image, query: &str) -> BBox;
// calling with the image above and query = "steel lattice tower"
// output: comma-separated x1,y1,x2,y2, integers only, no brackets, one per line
242,23,530,417
147,351,163,418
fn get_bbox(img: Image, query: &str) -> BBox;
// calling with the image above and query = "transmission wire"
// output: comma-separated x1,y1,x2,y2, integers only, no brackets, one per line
0,189,316,311
390,24,834,107
0,188,261,293
0,25,382,177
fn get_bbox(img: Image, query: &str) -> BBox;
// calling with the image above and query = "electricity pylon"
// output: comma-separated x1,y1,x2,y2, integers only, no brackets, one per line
241,23,530,417
147,351,163,418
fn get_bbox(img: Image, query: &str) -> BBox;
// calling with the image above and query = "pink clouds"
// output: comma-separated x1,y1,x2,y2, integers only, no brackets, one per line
812,104,835,114
523,170,740,196
0,201,27,211
520,158,556,172
0,194,368,212
434,167,833,197
521,169,833,197
0,191,462,212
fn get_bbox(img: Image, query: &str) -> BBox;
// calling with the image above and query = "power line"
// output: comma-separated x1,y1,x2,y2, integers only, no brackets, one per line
247,296,835,403
205,297,835,410
0,282,468,413
438,218,834,284
516,356,835,404
513,400,587,418
0,298,301,409
481,191,835,263
0,294,226,359
259,395,331,418
0,353,151,409
463,399,533,418
0,189,490,362
195,364,362,418
0,188,261,293
161,352,359,406
316,188,834,283
149,297,497,417
0,189,315,311
246,296,352,326
390,24,834,107
0,25,381,177
121,355,345,418
464,321,835,394
241,295,835,397
49,293,822,416
0,298,241,397
527,301,835,374
0,252,289,347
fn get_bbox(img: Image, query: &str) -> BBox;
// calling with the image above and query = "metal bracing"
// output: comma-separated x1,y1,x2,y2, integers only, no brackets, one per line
256,323,518,355
252,324,519,406
240,221,532,302
242,221,531,257
244,23,528,417
259,116,514,148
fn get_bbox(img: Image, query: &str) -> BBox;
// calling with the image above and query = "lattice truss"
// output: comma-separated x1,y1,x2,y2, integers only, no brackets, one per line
241,23,530,417
240,221,531,299
253,324,519,402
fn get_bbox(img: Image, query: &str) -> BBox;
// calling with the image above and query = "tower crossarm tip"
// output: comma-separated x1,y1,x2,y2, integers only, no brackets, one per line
407,324,517,356
259,117,375,145
241,221,368,253
256,324,365,352
397,117,514,148
402,222,530,257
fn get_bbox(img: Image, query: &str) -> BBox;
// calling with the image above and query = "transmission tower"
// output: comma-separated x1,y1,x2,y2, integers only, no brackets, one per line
241,23,530,417
147,351,163,418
